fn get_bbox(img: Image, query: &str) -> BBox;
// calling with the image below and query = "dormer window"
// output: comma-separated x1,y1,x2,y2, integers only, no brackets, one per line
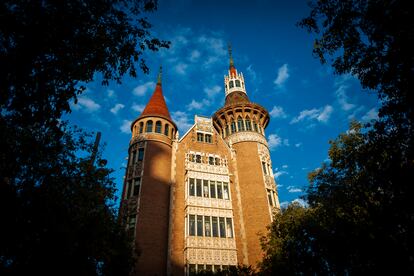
235,80,241,87
229,81,234,88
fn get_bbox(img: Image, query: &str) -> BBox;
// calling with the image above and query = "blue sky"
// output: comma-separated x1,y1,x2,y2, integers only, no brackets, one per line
66,0,379,208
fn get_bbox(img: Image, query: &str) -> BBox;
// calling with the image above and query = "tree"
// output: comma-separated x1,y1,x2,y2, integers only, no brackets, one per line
0,0,168,274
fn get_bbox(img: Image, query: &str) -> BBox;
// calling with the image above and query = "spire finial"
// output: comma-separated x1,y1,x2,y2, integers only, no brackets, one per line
228,43,234,67
157,65,162,84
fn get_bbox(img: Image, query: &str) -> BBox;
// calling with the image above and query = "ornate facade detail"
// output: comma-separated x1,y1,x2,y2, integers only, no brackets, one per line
186,206,233,218
186,162,229,175
185,247,237,266
264,175,276,190
195,115,214,133
226,131,268,147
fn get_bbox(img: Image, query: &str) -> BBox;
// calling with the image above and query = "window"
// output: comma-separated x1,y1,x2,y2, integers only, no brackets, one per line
126,180,132,198
226,218,233,238
209,156,214,165
210,181,216,198
196,179,202,197
189,178,195,196
164,124,169,136
217,182,223,199
205,134,212,143
138,148,144,161
212,217,219,237
189,264,196,275
262,162,268,175
267,189,273,206
189,215,196,236
237,117,245,131
223,183,229,200
225,125,229,136
254,122,258,132
133,178,141,196
139,122,144,134
197,215,203,236
231,121,237,133
203,180,209,197
246,118,252,131
219,217,226,238
197,133,204,142
155,121,162,133
145,120,153,132
189,153,195,162
128,214,136,230
215,157,220,166
131,150,136,165
195,154,201,163
235,80,241,87
204,216,211,237
229,80,234,88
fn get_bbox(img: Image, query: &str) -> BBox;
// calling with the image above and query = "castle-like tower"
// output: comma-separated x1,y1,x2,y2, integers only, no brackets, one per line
120,49,279,275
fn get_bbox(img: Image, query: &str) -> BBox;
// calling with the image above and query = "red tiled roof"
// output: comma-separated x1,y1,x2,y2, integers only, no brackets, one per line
140,83,171,120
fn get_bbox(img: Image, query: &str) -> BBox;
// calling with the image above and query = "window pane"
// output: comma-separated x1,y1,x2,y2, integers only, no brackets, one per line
189,154,194,162
267,190,273,206
189,178,195,196
246,120,252,131
223,183,229,200
129,214,136,229
204,216,211,237
226,218,233,238
126,180,132,198
196,179,202,197
131,151,136,164
146,121,153,132
214,265,221,272
215,158,220,166
138,148,144,161
219,217,226,238
189,264,196,275
203,180,209,197
238,118,245,131
189,215,195,236
133,178,141,196
229,80,234,88
212,217,218,237
139,122,144,134
155,121,162,133
164,124,169,136
217,182,223,199
197,215,203,236
205,134,212,143
254,122,258,132
262,162,267,175
231,121,236,133
235,80,241,87
197,133,203,142
210,181,216,198
196,155,201,163
206,265,212,271
209,156,214,165
225,125,229,136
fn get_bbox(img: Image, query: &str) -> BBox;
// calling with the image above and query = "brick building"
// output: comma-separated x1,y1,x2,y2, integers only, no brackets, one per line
120,48,280,275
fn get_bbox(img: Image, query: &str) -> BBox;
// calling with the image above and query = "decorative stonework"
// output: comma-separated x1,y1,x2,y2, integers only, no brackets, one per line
185,246,237,266
186,206,233,218
264,175,276,190
186,162,229,176
226,131,268,147
195,116,214,133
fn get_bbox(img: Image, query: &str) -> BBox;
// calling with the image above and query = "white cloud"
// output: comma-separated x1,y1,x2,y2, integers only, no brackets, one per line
171,111,192,134
292,198,308,207
107,89,115,98
197,35,226,57
274,169,288,179
190,50,201,62
282,165,288,169
335,83,355,111
269,105,287,118
274,64,289,88
76,96,101,112
120,120,132,134
290,105,333,124
246,64,258,82
280,201,289,209
287,186,302,193
133,81,155,96
204,85,221,98
268,134,282,150
175,62,188,75
110,103,125,114
187,99,210,111
295,143,302,148
283,139,290,146
361,108,378,122
131,103,145,113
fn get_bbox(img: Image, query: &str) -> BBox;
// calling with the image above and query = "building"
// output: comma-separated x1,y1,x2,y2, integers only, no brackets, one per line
120,48,280,275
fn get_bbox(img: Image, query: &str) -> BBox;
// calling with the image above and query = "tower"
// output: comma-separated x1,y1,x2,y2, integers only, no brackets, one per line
120,67,177,275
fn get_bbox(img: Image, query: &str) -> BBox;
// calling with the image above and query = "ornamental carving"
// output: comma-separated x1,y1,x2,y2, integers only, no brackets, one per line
264,175,276,190
186,162,229,175
186,206,233,218
226,132,268,147
195,116,214,133
185,236,238,265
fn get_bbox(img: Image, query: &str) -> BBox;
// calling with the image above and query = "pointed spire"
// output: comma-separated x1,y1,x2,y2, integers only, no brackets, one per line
139,67,172,120
228,43,237,77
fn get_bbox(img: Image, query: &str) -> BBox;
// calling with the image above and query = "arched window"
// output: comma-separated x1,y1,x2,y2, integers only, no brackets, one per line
146,120,153,132
231,120,237,133
164,124,169,136
229,81,234,88
171,129,175,139
245,116,252,131
237,116,245,131
155,121,162,133
235,80,241,87
225,124,230,136
139,122,144,134
253,121,258,132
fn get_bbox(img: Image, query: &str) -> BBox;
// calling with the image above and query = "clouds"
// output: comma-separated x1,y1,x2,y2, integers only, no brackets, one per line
274,64,289,88
110,103,125,115
73,96,101,112
334,75,356,111
133,81,155,96
287,186,302,193
171,111,193,134
204,85,221,98
270,105,287,118
268,134,282,150
131,103,145,113
290,105,333,124
362,108,378,122
120,120,132,134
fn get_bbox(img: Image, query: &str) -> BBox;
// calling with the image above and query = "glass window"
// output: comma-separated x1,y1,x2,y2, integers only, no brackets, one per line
226,218,233,238
126,180,132,198
215,157,220,166
189,264,196,275
139,122,144,134
237,117,245,131
197,215,203,236
219,217,226,238
231,121,236,133
189,178,195,196
205,134,212,143
225,125,229,136
189,215,196,236
155,121,162,133
133,178,141,196
217,182,223,199
189,154,194,162
212,217,218,237
164,124,169,136
145,120,153,132
131,150,136,164
128,214,136,229
209,156,214,165
138,148,144,161
246,119,252,131
254,122,258,132
196,154,201,163
210,181,216,198
205,265,212,272
267,190,273,206
229,81,234,88
235,80,241,87
196,179,202,197
203,180,209,197
223,183,229,200
197,133,204,142
262,162,267,175
204,216,211,237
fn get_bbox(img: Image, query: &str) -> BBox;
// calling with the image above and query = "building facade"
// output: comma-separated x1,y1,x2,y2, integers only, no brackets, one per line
120,50,280,275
